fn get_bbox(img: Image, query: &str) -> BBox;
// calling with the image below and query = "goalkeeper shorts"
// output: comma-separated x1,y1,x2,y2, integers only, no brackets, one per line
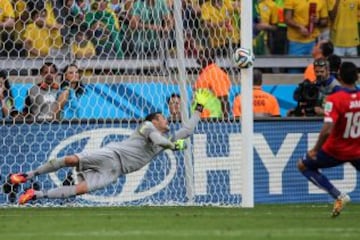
75,149,122,192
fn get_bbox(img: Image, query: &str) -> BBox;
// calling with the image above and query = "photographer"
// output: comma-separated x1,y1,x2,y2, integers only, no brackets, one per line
288,58,341,117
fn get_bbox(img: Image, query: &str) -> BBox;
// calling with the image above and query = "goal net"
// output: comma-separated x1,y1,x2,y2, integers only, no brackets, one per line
1,1,349,207
0,0,246,207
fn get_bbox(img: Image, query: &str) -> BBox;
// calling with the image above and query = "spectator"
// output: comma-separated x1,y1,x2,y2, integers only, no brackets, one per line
253,0,265,55
52,0,83,44
115,0,133,23
0,70,15,119
109,0,122,16
255,0,278,55
0,0,15,29
74,0,91,18
167,93,181,122
182,0,203,57
12,0,28,57
314,58,341,106
162,0,200,57
327,54,342,78
284,0,328,57
304,40,334,82
71,23,96,58
44,0,65,49
0,0,15,57
23,9,52,57
86,0,123,58
200,0,240,56
117,0,134,57
194,48,231,119
270,0,288,55
129,0,173,58
328,0,360,56
55,63,85,120
102,0,121,30
23,62,60,121
289,58,341,117
232,69,280,118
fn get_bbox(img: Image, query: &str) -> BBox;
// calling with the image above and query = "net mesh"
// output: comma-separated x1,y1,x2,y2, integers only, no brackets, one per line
0,0,244,206
0,1,353,207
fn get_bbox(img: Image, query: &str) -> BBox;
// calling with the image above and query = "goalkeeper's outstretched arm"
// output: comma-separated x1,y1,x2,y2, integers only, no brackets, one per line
149,131,176,149
149,131,188,151
173,110,201,140
172,89,209,140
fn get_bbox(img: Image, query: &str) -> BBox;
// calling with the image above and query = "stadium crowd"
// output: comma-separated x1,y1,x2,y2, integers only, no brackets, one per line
0,0,359,58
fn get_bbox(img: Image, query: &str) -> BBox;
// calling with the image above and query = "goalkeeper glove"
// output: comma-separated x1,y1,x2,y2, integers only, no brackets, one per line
193,89,215,112
174,139,187,151
195,89,214,106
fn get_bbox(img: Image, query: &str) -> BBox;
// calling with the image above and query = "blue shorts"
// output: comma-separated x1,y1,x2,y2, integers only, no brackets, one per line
302,150,360,170
288,41,315,56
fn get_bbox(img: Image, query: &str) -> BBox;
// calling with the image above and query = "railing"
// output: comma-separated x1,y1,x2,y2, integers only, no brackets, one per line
2,56,360,74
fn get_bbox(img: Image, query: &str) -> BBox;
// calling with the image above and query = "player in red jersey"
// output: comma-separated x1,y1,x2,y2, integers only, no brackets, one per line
298,61,360,218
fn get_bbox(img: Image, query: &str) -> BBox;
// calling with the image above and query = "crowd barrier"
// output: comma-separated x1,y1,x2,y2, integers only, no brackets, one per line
11,83,298,118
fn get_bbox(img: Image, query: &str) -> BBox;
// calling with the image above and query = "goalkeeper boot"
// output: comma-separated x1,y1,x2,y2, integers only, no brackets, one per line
9,173,28,185
19,188,36,205
332,194,350,218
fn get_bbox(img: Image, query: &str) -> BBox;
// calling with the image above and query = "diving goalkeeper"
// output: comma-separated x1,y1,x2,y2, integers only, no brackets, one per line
9,89,212,204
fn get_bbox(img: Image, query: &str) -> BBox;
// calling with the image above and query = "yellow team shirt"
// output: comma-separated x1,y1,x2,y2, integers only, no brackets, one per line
13,0,26,42
24,23,51,57
45,0,63,48
284,0,328,43
201,0,240,48
106,7,120,31
72,41,96,58
259,0,278,25
328,0,360,47
232,86,280,117
0,0,15,22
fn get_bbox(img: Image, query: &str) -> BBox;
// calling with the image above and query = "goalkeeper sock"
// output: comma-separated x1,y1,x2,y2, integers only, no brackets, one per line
40,186,77,199
301,169,341,199
27,158,66,178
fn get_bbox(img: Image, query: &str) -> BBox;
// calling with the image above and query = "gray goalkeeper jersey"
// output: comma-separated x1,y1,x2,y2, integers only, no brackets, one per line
105,112,201,174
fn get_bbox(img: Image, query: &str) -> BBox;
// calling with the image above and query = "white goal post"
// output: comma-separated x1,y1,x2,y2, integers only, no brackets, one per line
240,0,254,208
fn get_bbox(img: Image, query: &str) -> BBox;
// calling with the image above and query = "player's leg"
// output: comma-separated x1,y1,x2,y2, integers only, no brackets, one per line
19,180,89,204
298,150,343,198
9,155,79,184
18,149,122,204
297,150,350,217
19,167,120,204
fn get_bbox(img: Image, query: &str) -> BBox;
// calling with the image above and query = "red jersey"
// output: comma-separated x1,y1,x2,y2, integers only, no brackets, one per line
322,88,360,160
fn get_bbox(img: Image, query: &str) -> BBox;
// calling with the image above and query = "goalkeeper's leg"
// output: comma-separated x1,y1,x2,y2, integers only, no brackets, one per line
19,181,88,204
10,155,79,184
19,154,122,204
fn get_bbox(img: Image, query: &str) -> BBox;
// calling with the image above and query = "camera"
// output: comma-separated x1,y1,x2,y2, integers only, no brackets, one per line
292,79,320,116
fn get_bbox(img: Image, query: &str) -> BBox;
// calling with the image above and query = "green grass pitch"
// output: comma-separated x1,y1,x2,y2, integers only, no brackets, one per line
1,204,359,240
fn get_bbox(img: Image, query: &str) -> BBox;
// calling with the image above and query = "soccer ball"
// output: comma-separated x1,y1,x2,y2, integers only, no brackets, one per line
233,48,255,68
